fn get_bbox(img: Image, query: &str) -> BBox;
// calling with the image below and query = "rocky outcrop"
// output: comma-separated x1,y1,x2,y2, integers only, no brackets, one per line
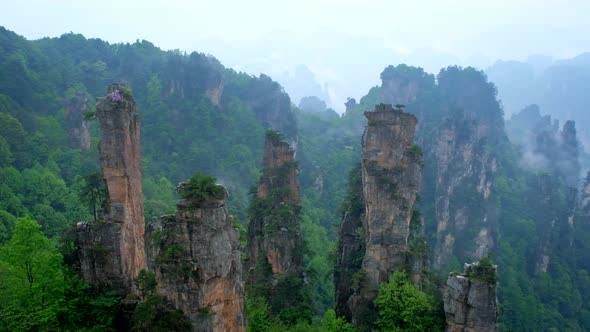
77,84,146,293
76,221,128,292
206,81,224,107
256,132,300,207
338,104,422,326
444,261,498,332
379,65,435,121
245,75,299,149
430,112,497,270
508,109,580,272
64,93,90,149
334,165,364,321
246,131,305,314
146,190,246,332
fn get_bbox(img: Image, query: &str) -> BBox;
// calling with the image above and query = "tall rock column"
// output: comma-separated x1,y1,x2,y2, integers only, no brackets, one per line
77,84,147,293
444,261,498,332
246,130,307,317
430,112,497,270
64,93,90,149
347,104,423,326
97,84,146,288
146,182,246,332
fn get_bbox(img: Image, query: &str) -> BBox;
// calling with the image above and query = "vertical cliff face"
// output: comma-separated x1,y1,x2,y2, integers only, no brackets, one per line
97,83,147,287
77,84,146,293
146,189,246,332
334,165,364,321
444,261,498,332
245,75,299,149
508,110,580,273
529,120,579,273
336,104,422,326
580,172,590,216
430,112,498,270
64,93,90,149
246,131,306,315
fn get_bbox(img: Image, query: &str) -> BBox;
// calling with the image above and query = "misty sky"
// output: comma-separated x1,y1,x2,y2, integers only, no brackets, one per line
2,0,589,110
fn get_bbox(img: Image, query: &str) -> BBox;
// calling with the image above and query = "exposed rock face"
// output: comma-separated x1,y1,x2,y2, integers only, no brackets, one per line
580,171,590,215
342,104,422,326
246,131,305,312
430,112,497,270
146,193,246,332
444,262,498,332
256,133,300,207
334,165,364,321
246,74,299,149
64,93,90,149
76,221,127,292
379,65,436,124
381,75,419,106
206,80,224,107
508,109,580,272
77,84,146,293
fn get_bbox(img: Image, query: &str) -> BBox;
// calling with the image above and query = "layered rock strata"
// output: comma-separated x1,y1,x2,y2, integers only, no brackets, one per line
336,104,423,326
246,131,304,311
147,190,246,332
430,112,497,270
64,93,90,149
444,261,498,332
77,84,146,293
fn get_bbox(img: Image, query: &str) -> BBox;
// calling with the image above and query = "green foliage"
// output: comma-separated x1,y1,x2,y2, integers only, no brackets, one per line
75,172,105,222
246,298,356,332
119,85,133,98
2,26,590,331
134,269,157,301
0,210,16,245
247,296,276,332
265,129,285,144
374,271,444,332
380,64,434,86
143,176,176,223
320,309,357,332
131,295,191,332
351,270,368,292
406,144,423,160
179,172,224,201
259,272,314,326
57,270,120,331
467,258,497,284
0,217,64,330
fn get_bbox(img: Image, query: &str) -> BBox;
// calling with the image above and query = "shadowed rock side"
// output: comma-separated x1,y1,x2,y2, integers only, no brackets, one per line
146,192,246,332
76,220,127,292
429,112,497,270
346,104,423,326
334,212,364,320
248,132,302,277
504,107,581,273
77,83,146,293
334,165,364,322
444,262,498,332
246,131,306,314
64,93,90,149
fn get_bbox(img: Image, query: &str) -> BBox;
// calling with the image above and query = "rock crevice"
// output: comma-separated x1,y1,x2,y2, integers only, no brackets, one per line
444,261,498,332
77,84,146,294
147,193,246,332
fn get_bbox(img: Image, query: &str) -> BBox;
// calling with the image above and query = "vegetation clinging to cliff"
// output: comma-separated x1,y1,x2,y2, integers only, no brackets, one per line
178,172,224,201
374,271,444,332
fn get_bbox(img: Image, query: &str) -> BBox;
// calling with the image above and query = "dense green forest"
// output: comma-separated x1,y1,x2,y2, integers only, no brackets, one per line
1,25,590,331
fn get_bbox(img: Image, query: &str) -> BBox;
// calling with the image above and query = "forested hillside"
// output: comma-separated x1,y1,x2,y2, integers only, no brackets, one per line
1,25,590,331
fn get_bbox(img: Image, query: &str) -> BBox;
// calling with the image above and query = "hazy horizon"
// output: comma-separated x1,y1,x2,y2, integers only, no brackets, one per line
3,0,589,111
